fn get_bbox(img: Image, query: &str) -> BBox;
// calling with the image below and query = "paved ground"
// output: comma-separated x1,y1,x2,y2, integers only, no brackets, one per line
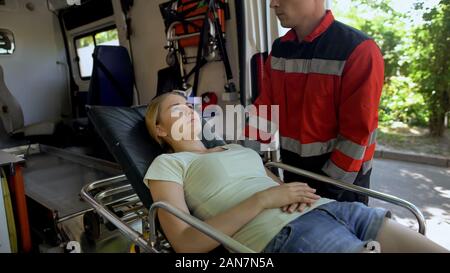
370,159,450,250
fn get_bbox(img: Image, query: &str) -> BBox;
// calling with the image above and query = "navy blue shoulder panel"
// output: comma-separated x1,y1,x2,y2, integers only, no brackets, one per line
271,37,284,55
272,21,372,61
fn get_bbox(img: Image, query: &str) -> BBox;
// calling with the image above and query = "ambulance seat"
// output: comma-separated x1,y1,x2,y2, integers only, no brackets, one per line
0,65,55,137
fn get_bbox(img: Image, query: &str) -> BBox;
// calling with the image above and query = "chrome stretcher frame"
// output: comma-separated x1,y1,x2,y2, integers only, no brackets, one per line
81,174,255,253
80,159,426,254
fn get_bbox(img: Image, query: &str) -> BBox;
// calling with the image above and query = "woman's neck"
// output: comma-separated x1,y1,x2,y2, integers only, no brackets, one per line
170,140,208,153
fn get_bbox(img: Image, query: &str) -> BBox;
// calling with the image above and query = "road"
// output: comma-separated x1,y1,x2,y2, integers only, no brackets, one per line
370,159,450,250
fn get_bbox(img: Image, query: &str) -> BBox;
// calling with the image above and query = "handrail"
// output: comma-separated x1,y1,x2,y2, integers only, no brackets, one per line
166,15,205,42
149,201,255,253
82,160,427,254
82,176,256,253
265,161,426,235
84,175,127,192
94,184,134,201
80,177,155,253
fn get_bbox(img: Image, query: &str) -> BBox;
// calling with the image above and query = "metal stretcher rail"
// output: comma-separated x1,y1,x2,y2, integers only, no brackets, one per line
265,161,426,235
166,15,205,42
81,176,255,253
80,177,154,253
81,162,427,254
148,202,255,253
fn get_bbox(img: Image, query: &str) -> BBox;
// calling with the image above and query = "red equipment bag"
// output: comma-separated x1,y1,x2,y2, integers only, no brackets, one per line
174,0,226,48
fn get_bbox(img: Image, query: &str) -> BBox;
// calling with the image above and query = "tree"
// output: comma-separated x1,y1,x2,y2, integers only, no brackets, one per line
409,0,450,136
333,0,429,127
335,0,407,83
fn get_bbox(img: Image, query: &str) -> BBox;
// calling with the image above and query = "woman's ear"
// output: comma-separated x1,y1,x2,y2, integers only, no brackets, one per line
156,125,168,138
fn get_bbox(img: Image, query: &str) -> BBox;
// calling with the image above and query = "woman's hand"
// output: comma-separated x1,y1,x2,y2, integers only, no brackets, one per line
282,202,310,213
255,182,320,210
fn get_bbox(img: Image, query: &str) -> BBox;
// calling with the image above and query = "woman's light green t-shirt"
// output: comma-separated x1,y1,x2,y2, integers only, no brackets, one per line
144,144,334,252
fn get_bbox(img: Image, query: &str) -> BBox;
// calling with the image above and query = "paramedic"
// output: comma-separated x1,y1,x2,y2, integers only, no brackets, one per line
252,0,385,204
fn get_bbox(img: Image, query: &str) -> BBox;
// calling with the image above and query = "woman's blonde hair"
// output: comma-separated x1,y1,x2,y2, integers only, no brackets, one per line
145,91,186,152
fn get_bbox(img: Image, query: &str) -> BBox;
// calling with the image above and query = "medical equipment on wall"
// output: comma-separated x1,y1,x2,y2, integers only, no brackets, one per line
159,0,238,101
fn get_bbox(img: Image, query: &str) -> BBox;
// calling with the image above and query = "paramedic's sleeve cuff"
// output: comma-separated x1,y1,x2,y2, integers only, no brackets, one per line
322,159,359,184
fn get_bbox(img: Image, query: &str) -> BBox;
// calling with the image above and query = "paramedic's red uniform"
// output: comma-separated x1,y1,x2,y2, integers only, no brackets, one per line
253,11,384,204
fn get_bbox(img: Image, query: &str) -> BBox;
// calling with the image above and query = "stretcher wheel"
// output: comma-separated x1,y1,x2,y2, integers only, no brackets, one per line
83,211,101,242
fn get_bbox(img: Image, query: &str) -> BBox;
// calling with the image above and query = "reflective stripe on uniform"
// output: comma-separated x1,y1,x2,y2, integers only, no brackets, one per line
362,159,373,175
281,129,377,160
335,130,378,160
368,129,378,146
322,160,359,184
335,137,366,160
281,136,337,157
271,57,347,76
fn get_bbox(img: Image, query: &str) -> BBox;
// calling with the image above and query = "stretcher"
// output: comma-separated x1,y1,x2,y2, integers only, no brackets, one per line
80,105,426,253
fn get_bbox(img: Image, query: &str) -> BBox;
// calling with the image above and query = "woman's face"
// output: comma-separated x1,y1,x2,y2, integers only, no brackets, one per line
156,94,202,142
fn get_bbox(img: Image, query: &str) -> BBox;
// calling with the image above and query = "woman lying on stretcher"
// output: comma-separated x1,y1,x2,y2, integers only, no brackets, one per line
143,92,448,253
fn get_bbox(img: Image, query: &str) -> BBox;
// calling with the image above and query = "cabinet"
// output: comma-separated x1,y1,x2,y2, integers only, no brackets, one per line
0,150,26,253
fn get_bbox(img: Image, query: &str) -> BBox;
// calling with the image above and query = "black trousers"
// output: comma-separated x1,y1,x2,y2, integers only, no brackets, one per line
280,149,371,205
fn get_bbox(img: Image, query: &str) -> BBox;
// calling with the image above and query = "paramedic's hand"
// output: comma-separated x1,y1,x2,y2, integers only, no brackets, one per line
255,182,320,211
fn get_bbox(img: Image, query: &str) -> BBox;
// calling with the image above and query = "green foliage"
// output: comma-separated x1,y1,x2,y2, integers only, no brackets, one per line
408,0,450,136
337,0,408,82
95,29,119,45
333,0,450,134
76,29,118,48
379,76,428,126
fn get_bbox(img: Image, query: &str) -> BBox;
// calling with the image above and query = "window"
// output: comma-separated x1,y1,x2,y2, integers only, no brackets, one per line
0,29,15,55
74,27,119,79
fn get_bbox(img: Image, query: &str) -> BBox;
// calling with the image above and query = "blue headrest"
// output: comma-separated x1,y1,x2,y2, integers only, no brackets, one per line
88,46,135,107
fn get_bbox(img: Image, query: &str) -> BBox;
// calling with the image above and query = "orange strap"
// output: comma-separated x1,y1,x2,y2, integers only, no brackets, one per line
10,165,32,253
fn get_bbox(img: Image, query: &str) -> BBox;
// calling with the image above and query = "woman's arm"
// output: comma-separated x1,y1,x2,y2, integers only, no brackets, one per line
264,167,320,213
148,180,319,253
148,180,264,253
